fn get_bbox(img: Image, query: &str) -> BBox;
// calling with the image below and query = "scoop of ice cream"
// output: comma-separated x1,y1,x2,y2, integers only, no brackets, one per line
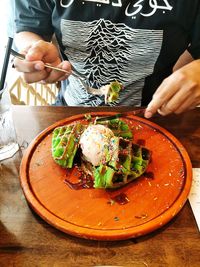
79,124,115,166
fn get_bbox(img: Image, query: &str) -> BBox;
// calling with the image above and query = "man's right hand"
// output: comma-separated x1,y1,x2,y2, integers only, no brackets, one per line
13,40,71,84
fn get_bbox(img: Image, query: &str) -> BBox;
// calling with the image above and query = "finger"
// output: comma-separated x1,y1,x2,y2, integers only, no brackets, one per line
25,41,49,61
188,103,199,111
157,83,192,116
145,75,181,118
14,57,45,73
173,96,199,114
22,70,49,84
158,95,198,116
145,71,190,118
158,78,200,116
58,76,69,82
42,61,71,83
26,40,59,63
145,85,178,118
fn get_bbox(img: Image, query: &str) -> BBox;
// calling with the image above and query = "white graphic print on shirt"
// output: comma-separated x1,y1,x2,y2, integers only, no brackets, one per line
61,19,163,106
60,0,173,18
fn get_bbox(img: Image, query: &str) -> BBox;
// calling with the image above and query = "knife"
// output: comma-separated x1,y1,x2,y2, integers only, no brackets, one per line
96,109,146,122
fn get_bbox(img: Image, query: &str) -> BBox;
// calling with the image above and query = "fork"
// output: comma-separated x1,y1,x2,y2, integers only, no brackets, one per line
10,49,110,100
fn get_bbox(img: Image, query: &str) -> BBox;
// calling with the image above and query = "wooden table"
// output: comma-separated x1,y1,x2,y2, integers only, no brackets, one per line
0,106,200,267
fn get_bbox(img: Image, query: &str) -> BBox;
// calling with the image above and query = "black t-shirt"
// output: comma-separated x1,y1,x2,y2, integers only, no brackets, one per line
15,0,200,106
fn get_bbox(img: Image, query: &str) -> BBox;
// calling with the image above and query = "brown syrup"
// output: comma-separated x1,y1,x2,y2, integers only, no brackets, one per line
112,193,130,205
64,166,94,190
64,179,94,190
137,139,146,146
64,169,130,205
144,171,154,179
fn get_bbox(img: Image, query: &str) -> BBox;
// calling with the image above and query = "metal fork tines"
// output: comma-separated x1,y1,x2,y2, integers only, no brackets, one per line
70,66,104,95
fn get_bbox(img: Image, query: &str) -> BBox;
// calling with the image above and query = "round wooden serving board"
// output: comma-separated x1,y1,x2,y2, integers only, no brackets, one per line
20,112,192,240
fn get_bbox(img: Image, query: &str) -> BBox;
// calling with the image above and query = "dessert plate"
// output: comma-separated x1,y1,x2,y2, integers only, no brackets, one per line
20,112,192,240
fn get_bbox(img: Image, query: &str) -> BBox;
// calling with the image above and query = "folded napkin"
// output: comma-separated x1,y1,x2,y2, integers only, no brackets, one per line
188,168,200,231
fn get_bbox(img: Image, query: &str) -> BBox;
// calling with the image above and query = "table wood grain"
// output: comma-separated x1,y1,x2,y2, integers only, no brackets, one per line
0,106,200,267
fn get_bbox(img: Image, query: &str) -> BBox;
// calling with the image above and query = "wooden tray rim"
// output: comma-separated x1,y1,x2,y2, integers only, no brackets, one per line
20,111,193,240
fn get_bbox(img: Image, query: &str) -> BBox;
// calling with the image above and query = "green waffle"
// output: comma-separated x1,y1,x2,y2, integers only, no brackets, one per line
52,122,85,168
93,138,151,189
52,118,151,189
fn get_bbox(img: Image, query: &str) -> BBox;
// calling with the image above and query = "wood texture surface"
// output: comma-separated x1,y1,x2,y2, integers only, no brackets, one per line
0,106,200,266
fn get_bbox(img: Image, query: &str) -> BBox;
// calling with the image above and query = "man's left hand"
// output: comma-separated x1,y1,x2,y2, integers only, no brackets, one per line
145,59,200,118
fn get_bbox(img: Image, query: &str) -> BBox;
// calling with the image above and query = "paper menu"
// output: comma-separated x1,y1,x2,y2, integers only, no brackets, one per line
188,168,200,231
